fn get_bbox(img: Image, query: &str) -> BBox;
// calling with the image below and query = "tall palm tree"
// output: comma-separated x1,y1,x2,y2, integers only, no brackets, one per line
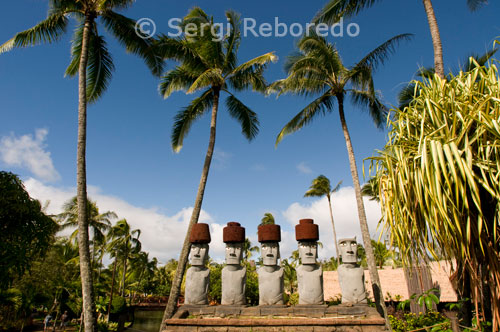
243,238,260,261
304,175,342,264
271,32,411,326
313,0,488,79
57,197,117,270
156,8,276,322
107,219,141,297
0,2,162,330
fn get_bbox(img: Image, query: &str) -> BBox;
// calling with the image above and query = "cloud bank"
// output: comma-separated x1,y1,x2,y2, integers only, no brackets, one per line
0,129,60,182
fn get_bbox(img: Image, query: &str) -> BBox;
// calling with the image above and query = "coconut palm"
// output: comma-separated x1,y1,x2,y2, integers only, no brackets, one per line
243,238,260,261
107,219,141,297
0,2,162,329
304,175,342,264
313,0,488,79
271,31,411,325
261,213,276,225
57,197,117,270
156,8,276,322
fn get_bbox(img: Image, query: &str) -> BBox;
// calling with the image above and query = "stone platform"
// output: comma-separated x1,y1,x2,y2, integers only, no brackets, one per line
164,304,386,332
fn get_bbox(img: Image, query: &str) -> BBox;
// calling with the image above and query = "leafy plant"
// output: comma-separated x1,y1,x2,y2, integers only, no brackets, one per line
389,312,451,332
416,288,440,311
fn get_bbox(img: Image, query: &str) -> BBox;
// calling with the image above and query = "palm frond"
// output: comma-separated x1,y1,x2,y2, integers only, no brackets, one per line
353,33,413,72
466,0,488,11
230,52,278,77
312,0,383,25
101,10,163,76
65,23,115,103
171,89,214,152
223,10,241,70
398,82,419,109
228,64,267,92
225,94,259,141
154,35,208,71
187,68,223,94
276,92,334,146
0,13,68,54
159,65,197,98
350,88,387,128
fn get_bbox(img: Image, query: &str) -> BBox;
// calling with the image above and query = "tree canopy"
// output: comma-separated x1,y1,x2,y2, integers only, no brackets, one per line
0,171,58,289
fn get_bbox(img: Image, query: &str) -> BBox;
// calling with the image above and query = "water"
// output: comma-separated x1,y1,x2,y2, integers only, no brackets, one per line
129,309,163,332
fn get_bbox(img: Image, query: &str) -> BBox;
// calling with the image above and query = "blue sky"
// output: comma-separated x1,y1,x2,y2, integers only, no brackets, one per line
1,0,499,262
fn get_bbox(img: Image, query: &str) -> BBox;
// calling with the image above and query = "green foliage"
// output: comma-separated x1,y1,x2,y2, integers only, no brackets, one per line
110,296,126,314
389,312,451,332
371,56,500,326
157,8,276,152
208,263,222,304
371,240,390,268
288,293,299,306
260,213,275,225
0,171,58,290
245,265,259,305
415,288,440,312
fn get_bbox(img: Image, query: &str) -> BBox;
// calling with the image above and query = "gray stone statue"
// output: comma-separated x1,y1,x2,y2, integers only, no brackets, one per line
184,223,211,305
295,219,324,304
257,222,284,305
221,222,246,305
337,237,367,304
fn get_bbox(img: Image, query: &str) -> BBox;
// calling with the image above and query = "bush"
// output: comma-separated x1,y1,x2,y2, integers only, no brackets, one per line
110,297,126,315
389,312,451,332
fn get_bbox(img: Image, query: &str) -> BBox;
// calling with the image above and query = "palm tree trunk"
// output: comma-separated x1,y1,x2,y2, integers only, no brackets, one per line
337,95,389,328
160,88,220,329
326,195,340,265
422,0,445,78
76,16,96,332
107,259,118,322
121,247,128,297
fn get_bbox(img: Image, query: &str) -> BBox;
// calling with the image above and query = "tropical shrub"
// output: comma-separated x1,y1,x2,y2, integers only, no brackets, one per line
389,312,451,332
371,56,500,329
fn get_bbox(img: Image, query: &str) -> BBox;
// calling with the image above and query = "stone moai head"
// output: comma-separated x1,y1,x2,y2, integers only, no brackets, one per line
223,222,245,265
338,237,357,264
258,223,281,266
298,241,318,264
189,223,211,266
295,219,319,265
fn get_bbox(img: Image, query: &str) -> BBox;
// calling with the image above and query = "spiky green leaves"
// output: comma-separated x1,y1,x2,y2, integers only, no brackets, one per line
304,175,342,198
272,32,410,145
0,13,68,54
66,23,115,103
101,11,164,76
158,8,275,152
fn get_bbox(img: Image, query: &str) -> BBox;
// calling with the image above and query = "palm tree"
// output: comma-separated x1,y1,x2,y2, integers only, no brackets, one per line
243,238,260,261
313,0,488,79
261,213,276,225
57,197,117,271
0,2,162,330
107,219,141,297
271,32,411,326
304,175,342,264
156,8,276,322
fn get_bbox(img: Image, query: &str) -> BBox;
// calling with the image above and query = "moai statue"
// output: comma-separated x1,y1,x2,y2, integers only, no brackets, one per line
184,223,211,305
337,237,367,304
257,222,284,305
295,219,324,304
221,222,246,305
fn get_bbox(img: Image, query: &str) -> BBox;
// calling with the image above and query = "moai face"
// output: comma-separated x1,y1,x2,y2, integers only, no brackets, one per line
261,242,280,266
339,238,357,264
225,242,243,265
298,241,318,265
189,243,209,266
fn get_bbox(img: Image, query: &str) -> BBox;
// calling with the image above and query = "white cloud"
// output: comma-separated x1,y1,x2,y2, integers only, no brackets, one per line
0,129,60,182
297,161,312,174
23,178,228,264
212,149,232,170
281,186,383,259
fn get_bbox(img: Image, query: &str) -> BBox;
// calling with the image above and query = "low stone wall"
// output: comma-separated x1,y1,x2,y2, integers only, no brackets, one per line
163,304,386,332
